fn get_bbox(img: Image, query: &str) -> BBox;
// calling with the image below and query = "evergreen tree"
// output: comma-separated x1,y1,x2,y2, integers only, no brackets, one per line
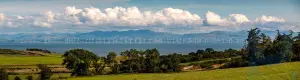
246,28,264,65
273,30,294,62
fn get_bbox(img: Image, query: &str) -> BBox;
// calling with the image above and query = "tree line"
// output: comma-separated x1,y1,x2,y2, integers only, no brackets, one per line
61,28,300,76
247,28,300,65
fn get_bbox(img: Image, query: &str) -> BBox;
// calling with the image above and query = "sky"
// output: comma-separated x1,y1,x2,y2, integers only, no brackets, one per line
0,0,299,34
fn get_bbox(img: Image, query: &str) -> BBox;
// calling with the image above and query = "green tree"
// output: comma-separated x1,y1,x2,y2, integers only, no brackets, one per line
0,69,8,80
120,49,141,73
26,76,33,80
258,33,273,64
93,57,106,75
37,64,52,80
292,32,300,61
106,52,119,74
160,53,181,72
246,28,264,65
14,76,21,80
144,48,161,73
62,49,99,76
273,30,294,62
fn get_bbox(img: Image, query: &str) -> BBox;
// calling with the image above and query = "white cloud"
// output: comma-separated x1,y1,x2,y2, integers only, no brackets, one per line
203,11,251,26
45,11,55,22
0,13,5,23
65,6,83,15
255,15,285,23
203,11,224,26
33,21,52,28
67,6,203,27
227,14,250,24
17,16,24,19
0,6,296,33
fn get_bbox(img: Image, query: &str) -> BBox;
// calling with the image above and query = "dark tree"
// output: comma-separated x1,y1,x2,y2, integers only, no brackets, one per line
106,52,119,74
62,49,99,76
144,48,161,73
246,28,264,65
272,30,294,62
26,76,33,80
0,69,8,80
292,32,300,61
37,64,52,80
14,76,21,80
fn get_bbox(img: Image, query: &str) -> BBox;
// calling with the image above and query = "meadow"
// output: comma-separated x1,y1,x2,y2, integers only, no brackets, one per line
68,62,300,80
0,55,62,65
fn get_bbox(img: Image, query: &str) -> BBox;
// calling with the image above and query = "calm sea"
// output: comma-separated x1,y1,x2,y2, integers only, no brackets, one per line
0,43,244,56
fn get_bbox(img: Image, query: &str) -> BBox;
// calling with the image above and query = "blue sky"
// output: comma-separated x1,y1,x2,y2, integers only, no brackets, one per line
0,0,299,34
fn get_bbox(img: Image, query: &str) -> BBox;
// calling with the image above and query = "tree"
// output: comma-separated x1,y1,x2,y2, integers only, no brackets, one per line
0,69,8,80
106,52,119,74
205,48,215,53
144,48,160,73
93,57,106,75
258,33,274,64
160,53,181,72
37,64,52,80
120,49,141,73
292,32,300,61
14,76,21,80
272,30,294,62
246,28,264,65
26,76,33,80
62,49,99,76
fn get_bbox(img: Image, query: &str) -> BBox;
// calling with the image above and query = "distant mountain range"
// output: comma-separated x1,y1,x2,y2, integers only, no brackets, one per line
0,30,294,44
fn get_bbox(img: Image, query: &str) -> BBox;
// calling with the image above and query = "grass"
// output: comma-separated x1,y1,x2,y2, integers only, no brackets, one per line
0,55,62,65
8,73,71,80
68,62,300,80
179,56,241,66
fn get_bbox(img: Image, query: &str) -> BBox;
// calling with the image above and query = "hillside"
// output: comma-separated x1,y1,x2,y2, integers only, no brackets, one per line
0,49,62,65
69,62,300,80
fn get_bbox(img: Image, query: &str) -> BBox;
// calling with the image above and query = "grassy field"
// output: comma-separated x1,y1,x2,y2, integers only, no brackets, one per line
8,73,71,80
69,62,300,80
0,55,62,65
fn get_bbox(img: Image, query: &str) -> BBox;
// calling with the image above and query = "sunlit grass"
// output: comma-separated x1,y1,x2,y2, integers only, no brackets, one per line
68,62,300,80
8,73,71,80
0,56,62,65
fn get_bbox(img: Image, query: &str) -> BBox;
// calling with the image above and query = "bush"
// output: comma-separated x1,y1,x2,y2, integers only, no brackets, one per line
0,69,8,80
37,64,52,80
27,76,33,80
26,48,52,53
14,76,21,80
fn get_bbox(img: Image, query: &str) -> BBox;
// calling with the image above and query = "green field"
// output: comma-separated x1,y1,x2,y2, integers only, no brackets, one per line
8,73,71,80
0,56,62,65
69,62,300,80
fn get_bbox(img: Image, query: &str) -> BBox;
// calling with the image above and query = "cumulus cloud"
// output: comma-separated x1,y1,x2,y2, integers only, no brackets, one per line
227,14,250,24
0,6,296,34
64,6,203,27
33,21,51,28
45,11,55,22
65,6,82,15
203,11,224,26
255,15,285,23
203,11,251,26
17,16,24,20
0,13,4,23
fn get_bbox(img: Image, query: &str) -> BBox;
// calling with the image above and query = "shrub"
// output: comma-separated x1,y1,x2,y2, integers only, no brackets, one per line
0,69,8,80
26,76,33,80
14,76,21,80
